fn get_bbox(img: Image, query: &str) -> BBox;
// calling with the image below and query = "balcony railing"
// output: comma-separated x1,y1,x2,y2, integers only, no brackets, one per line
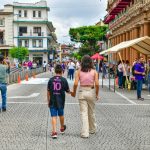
109,1,145,30
18,32,44,37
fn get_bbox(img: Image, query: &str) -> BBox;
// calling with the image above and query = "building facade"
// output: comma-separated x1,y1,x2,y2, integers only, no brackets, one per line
104,0,150,64
13,1,57,65
0,5,14,57
0,0,57,65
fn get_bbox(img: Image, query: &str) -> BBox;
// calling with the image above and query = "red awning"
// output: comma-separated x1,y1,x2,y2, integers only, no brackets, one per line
104,0,131,23
109,0,131,15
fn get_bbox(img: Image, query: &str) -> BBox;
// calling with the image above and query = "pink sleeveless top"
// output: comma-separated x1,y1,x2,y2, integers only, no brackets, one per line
79,69,95,86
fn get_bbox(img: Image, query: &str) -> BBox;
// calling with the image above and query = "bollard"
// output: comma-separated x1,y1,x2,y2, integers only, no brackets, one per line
25,73,29,81
18,75,21,84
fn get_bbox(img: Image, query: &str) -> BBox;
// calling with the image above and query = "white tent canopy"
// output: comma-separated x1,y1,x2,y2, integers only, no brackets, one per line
100,36,150,55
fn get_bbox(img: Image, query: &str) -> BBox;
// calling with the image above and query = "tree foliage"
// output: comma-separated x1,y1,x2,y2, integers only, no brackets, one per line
9,47,29,62
69,25,108,56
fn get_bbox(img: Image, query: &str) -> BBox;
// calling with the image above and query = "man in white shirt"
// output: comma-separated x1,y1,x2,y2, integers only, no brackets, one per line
68,60,75,80
43,61,47,72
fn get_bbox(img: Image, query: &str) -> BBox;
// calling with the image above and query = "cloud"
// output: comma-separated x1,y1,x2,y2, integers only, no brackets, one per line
0,0,107,43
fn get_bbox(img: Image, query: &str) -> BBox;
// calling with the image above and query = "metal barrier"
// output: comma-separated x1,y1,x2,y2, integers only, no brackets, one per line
8,67,43,84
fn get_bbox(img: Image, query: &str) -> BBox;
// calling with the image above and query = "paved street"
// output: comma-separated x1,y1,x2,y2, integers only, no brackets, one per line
0,72,150,150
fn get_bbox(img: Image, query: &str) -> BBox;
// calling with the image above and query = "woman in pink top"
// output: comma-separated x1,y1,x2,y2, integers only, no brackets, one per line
71,55,99,138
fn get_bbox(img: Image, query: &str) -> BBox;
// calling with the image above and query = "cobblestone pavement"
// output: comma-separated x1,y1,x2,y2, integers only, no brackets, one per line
0,72,150,150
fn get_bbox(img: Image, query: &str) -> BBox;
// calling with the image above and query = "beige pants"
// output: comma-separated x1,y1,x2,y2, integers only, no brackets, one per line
78,87,96,137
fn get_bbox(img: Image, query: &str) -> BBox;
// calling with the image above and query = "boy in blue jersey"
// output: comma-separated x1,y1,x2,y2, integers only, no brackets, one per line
47,64,70,139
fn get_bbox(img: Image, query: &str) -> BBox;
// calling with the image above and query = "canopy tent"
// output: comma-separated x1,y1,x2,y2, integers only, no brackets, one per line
91,53,104,60
100,36,150,55
100,36,150,90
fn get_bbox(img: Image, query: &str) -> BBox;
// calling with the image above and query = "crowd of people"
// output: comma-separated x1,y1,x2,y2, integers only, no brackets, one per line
114,56,149,100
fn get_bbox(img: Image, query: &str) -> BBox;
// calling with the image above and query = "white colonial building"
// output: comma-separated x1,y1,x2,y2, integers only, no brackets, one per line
0,0,57,65
0,4,14,57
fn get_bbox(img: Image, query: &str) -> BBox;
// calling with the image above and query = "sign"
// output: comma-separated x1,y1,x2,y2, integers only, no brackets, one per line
49,54,53,59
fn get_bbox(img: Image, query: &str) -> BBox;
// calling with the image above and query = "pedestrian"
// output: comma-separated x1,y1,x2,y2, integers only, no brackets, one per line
134,56,145,100
43,61,47,72
47,64,70,139
0,55,10,112
28,60,32,70
117,60,123,88
102,61,107,79
71,55,99,138
68,60,75,80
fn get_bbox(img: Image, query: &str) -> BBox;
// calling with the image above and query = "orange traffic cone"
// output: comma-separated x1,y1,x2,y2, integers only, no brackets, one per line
18,75,21,84
32,72,36,78
25,73,29,81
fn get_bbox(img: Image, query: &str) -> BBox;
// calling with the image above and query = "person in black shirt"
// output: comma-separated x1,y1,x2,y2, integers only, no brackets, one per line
47,64,70,139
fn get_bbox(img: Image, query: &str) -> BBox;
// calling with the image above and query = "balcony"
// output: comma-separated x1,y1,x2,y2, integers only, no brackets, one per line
18,32,45,37
104,0,132,24
109,1,145,30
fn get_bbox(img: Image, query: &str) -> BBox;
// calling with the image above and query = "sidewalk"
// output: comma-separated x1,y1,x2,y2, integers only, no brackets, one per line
0,72,150,150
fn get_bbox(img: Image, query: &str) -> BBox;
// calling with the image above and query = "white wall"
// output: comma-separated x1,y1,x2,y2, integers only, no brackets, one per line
14,9,48,21
5,14,14,46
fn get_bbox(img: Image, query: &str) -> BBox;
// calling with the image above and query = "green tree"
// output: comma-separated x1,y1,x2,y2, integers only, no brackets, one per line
69,25,108,56
9,47,29,63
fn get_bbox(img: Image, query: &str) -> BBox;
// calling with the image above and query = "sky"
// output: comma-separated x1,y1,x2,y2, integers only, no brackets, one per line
0,0,107,44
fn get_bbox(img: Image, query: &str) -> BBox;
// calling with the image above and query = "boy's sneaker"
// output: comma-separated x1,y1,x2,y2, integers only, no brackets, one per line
60,125,66,134
51,132,57,139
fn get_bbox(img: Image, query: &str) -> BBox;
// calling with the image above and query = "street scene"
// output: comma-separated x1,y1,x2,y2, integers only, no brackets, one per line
0,0,150,150
0,72,150,150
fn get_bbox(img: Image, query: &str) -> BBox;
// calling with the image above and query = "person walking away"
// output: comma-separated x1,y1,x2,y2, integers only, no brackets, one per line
28,60,32,70
134,57,145,100
61,62,66,74
43,61,47,72
71,55,99,138
47,64,70,139
117,61,123,88
68,60,75,80
0,55,10,112
102,61,107,79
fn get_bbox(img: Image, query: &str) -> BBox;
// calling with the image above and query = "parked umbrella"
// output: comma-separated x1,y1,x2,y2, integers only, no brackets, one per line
91,53,104,60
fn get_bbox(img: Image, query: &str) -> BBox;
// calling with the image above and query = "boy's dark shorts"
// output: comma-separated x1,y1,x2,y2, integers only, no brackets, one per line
50,107,64,117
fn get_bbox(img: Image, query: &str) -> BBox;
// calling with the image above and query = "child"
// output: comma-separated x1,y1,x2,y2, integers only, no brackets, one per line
47,64,70,139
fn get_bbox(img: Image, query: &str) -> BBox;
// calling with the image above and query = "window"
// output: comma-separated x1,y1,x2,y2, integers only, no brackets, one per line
19,27,27,36
32,40,36,47
0,19,4,26
24,10,27,17
18,40,22,47
33,27,41,36
33,11,36,17
18,10,22,17
39,40,43,47
25,40,29,47
38,11,41,18
32,39,43,48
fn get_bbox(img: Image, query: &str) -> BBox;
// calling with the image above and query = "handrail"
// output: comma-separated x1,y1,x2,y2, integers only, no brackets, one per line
8,67,44,84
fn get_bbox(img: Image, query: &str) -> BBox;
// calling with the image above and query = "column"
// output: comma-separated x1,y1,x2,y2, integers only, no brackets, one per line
122,33,126,60
133,27,139,60
140,24,144,37
144,21,150,36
